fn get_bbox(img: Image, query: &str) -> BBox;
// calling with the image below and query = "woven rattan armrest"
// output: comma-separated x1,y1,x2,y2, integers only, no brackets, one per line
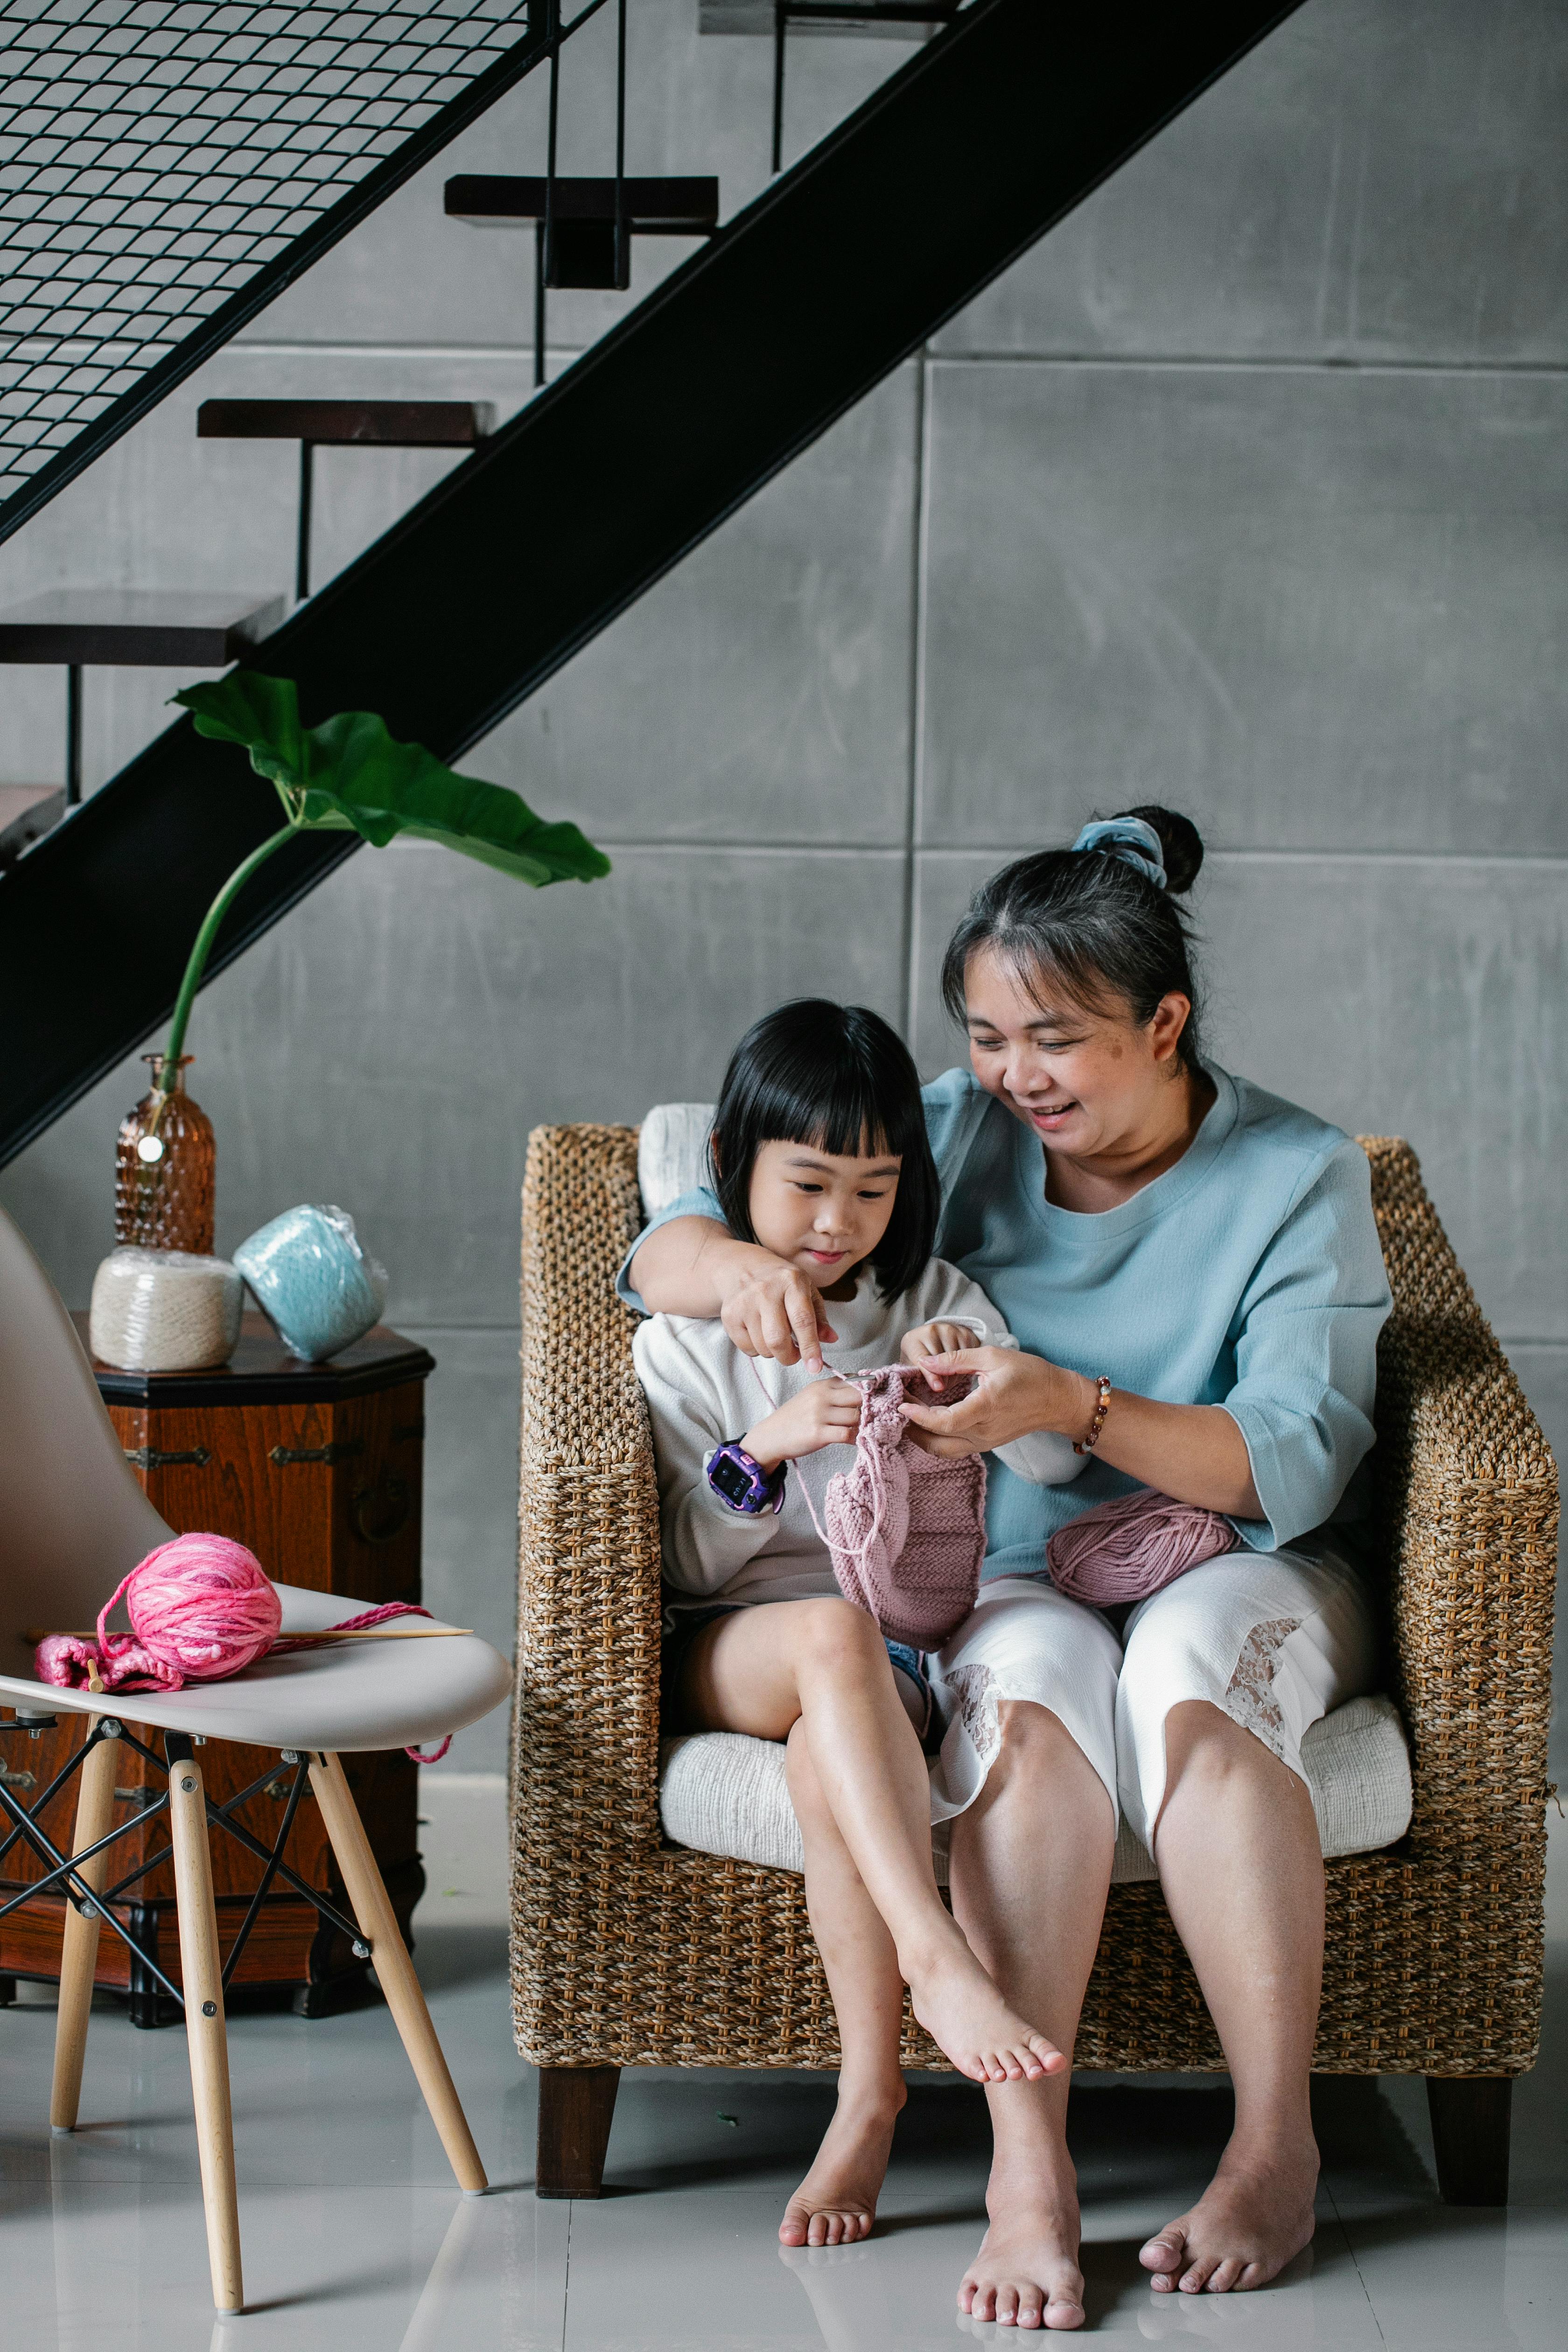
515,1126,664,1862
1360,1140,1558,1851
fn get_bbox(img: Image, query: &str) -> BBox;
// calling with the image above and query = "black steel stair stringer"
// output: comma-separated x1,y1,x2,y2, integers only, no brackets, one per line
0,0,1306,1169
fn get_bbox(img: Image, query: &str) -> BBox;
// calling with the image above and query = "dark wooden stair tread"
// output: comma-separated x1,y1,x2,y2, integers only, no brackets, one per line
0,589,284,666
445,175,719,231
197,400,496,447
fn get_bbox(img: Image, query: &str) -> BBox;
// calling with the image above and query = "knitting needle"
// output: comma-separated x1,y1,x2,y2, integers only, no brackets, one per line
21,1625,474,1645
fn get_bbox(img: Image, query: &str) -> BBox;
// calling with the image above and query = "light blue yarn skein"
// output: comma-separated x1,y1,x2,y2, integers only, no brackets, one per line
234,1204,388,1363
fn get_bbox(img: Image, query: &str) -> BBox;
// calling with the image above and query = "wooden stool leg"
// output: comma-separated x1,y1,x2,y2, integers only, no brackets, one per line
49,1720,119,2133
168,1750,244,2313
536,2065,620,2198
308,1751,487,2194
1426,2075,1512,2206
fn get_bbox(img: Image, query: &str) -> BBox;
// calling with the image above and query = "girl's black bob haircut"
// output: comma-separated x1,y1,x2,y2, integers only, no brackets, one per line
709,999,939,1303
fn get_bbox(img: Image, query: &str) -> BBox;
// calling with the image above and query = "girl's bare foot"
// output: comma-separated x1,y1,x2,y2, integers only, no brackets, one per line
779,2088,903,2248
959,2191,1086,2331
1139,2139,1319,2293
904,1928,1066,2086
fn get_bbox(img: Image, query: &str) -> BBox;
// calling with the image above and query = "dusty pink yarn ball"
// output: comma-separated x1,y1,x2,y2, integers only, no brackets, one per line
100,1532,282,1682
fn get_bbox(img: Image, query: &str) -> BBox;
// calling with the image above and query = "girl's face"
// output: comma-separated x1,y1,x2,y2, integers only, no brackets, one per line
963,945,1191,1163
746,1137,901,1295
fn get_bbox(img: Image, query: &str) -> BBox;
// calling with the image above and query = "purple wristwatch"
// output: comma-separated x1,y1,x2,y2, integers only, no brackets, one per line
707,1440,785,1515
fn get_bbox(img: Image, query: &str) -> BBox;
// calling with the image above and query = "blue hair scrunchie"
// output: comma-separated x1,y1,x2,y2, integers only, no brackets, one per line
1070,816,1166,891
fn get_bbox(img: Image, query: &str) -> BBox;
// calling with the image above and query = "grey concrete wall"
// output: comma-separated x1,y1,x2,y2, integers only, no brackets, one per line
3,0,1564,1771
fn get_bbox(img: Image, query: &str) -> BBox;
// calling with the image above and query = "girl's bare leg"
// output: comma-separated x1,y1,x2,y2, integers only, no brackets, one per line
682,1599,1064,2086
1139,1700,1323,2296
947,1701,1116,2333
780,1723,907,2247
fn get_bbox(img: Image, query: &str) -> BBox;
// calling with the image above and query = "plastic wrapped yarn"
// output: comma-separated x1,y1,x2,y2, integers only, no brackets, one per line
88,1247,242,1372
1046,1485,1239,1606
234,1203,388,1363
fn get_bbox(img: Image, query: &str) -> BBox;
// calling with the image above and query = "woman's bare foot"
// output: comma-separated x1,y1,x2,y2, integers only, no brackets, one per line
904,1927,1066,2086
959,2188,1085,2331
1139,2138,1319,2293
780,2087,904,2248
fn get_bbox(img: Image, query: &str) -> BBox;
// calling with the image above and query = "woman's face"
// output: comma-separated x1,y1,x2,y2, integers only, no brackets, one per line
963,946,1191,1161
746,1137,901,1290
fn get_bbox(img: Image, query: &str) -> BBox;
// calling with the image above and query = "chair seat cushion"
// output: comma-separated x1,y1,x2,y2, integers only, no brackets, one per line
659,1693,1413,1882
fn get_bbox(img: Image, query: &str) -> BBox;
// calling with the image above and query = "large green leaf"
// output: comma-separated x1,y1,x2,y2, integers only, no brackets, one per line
173,674,609,887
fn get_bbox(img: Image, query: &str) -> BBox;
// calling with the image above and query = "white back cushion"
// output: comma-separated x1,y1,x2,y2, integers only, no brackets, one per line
638,1102,717,1217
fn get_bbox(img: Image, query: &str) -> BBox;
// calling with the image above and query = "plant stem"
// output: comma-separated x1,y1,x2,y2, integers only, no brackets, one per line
148,819,301,1128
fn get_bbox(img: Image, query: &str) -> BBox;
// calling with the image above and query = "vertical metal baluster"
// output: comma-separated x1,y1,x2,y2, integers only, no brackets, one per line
771,0,787,176
534,220,547,388
296,440,314,602
64,664,81,805
543,0,561,322
613,0,628,291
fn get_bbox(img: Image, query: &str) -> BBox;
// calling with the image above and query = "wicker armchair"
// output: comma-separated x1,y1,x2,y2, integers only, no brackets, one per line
511,1125,1557,2205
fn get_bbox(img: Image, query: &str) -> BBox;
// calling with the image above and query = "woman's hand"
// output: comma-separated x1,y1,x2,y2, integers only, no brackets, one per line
900,1348,1265,1517
629,1218,837,1368
900,1320,981,1379
742,1377,862,1471
717,1249,837,1372
899,1348,1096,1458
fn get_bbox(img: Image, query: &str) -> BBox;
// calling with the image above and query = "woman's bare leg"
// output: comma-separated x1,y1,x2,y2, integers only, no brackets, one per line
947,1702,1116,2332
1139,1700,1323,2295
683,1600,1064,2085
780,1723,907,2247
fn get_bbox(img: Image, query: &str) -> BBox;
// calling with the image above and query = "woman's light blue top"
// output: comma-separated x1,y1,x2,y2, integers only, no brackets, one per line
618,1065,1393,1576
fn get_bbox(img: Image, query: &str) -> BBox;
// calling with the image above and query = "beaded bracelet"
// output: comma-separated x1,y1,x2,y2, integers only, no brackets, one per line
1073,1374,1113,1456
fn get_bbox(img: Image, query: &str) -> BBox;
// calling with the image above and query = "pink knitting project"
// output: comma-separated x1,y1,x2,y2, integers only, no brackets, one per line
1046,1484,1239,1605
816,1364,987,1650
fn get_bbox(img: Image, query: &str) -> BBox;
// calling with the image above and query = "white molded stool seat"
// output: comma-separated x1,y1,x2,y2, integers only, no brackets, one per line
0,1583,510,1754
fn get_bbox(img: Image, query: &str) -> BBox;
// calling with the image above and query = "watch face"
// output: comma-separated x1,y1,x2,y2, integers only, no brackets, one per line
710,1452,756,1506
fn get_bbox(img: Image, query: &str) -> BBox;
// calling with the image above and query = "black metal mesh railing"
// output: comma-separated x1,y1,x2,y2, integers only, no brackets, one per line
0,1,551,539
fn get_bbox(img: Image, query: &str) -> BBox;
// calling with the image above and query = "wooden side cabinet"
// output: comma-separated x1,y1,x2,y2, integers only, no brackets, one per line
0,1316,435,2023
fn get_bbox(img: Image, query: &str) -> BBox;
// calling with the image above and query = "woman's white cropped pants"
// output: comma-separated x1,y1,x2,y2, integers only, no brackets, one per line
926,1546,1376,1851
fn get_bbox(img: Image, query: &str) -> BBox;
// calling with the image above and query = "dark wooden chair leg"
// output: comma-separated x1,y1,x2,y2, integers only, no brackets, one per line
536,2064,620,2198
1425,2076,1512,2206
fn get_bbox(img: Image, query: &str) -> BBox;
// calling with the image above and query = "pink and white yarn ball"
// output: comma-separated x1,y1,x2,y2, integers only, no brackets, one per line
36,1532,282,1695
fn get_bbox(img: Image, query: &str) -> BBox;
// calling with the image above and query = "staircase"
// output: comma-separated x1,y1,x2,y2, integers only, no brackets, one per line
0,0,1304,1168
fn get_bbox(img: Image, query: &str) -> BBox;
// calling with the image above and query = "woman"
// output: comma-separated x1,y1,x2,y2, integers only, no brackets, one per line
622,807,1392,2332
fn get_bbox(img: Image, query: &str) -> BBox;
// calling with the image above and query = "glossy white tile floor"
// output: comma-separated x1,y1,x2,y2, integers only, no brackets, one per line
2,1780,1563,2348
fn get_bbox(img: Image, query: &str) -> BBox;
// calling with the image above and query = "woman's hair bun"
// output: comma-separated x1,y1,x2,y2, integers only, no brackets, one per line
1115,804,1204,896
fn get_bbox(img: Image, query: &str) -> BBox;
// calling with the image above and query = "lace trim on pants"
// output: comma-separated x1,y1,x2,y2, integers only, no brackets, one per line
1222,1615,1302,1768
943,1662,1001,1771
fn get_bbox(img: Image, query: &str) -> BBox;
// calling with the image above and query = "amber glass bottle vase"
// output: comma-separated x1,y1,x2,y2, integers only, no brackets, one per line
115,1055,216,1254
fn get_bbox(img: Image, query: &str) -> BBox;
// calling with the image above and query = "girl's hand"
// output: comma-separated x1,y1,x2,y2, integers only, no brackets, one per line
898,1349,1098,1458
900,1321,980,1384
717,1249,838,1373
742,1377,862,1471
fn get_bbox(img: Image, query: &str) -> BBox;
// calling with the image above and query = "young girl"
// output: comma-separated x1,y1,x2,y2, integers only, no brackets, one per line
633,999,1085,2248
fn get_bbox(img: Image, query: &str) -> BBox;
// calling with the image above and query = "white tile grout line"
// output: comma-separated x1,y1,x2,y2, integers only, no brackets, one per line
1319,2172,1391,2345
228,340,1568,381
566,841,1568,867
897,346,930,1041
391,1323,1568,1351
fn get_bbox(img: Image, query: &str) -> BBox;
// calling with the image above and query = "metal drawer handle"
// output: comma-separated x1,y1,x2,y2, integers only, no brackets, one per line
352,1474,411,1547
270,1440,364,1467
125,1446,210,1470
